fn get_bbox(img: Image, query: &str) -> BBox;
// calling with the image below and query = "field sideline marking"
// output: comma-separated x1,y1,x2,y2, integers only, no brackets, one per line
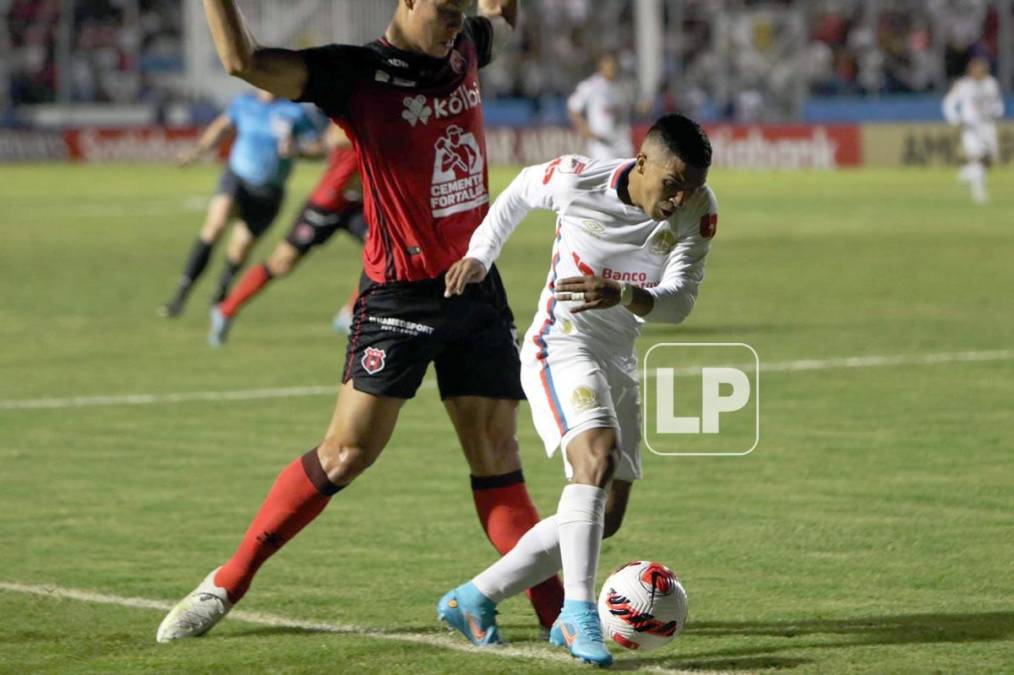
1,348,1011,412
0,581,708,675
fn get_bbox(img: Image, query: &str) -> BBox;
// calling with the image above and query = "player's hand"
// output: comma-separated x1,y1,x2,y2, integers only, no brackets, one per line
554,276,621,313
444,257,488,297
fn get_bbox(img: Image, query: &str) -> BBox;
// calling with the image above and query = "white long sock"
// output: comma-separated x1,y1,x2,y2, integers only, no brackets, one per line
472,515,562,603
557,483,607,603
967,162,988,203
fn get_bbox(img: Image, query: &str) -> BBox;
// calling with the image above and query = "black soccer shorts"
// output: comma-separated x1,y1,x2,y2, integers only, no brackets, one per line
341,265,525,401
283,202,367,255
215,168,284,237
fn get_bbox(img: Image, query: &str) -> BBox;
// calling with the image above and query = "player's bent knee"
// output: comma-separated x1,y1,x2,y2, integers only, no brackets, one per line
268,245,300,276
316,437,379,485
466,434,521,476
571,446,617,487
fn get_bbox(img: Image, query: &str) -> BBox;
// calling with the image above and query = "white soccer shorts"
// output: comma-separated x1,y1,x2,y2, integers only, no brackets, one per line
961,125,999,162
520,333,643,481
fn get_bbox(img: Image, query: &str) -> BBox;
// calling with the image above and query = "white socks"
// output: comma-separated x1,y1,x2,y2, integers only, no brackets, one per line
961,162,988,203
472,483,608,605
473,515,562,603
556,483,607,602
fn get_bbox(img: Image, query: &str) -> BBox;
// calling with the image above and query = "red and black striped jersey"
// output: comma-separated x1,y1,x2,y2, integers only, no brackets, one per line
298,17,495,282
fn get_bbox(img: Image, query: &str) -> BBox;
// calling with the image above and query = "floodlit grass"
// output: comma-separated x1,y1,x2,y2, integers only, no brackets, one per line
1,163,1012,673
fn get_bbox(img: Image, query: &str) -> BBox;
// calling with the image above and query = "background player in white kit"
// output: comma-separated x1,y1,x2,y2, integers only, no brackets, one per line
567,53,635,161
437,114,717,666
943,56,1005,204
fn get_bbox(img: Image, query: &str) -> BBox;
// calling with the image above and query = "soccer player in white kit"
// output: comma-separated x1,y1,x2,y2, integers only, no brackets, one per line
943,56,1005,204
567,53,635,161
437,114,717,666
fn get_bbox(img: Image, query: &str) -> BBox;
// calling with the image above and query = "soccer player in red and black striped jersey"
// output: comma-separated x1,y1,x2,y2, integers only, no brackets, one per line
157,0,565,643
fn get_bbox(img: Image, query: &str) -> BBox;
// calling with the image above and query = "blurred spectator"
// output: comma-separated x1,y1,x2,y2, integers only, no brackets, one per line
5,0,182,106
2,0,1005,121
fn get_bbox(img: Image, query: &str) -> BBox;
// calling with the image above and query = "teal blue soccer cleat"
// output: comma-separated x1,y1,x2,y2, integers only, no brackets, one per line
549,599,613,667
437,583,503,647
208,306,232,347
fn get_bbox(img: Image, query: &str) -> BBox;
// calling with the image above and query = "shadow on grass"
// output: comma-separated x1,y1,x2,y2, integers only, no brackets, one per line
616,655,813,672
689,611,1014,643
625,611,1014,671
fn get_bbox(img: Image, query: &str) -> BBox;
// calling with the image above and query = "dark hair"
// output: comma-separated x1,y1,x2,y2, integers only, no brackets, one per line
644,114,712,168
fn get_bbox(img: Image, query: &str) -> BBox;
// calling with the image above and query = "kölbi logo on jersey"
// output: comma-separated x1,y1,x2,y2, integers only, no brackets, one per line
642,343,759,456
401,81,481,126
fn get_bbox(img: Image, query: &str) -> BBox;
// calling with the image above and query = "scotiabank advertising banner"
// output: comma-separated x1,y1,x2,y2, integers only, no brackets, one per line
21,122,1014,169
0,127,230,163
487,123,862,169
702,124,862,169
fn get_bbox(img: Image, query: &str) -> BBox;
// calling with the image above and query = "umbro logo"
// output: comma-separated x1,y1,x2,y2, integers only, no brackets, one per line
402,95,432,127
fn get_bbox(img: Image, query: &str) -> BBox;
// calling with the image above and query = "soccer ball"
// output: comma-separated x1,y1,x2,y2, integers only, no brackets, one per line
597,560,688,651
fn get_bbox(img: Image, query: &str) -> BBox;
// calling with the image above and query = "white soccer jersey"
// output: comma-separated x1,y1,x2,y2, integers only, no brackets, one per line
943,75,1004,128
465,156,718,480
468,155,717,350
567,75,634,160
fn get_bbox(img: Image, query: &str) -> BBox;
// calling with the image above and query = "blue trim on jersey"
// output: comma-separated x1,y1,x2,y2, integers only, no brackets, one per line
535,229,568,433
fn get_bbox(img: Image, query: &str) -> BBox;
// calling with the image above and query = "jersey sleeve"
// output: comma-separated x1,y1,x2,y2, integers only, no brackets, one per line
644,190,717,325
465,159,573,270
942,82,962,125
465,16,494,68
567,80,590,114
296,44,365,119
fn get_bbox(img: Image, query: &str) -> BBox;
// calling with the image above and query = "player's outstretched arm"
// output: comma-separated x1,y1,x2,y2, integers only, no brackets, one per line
203,0,307,100
178,113,233,167
446,160,564,297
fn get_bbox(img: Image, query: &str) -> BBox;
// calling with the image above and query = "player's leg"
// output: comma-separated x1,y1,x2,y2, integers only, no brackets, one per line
215,200,341,332
960,129,989,204
460,479,632,601
434,267,565,632
440,395,565,630
208,222,259,346
156,380,405,643
215,241,295,323
159,192,234,317
210,179,284,306
211,221,255,305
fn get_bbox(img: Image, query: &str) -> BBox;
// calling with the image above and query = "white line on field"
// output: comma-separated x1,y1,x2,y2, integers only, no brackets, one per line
647,348,1014,378
0,581,707,674
1,348,1011,412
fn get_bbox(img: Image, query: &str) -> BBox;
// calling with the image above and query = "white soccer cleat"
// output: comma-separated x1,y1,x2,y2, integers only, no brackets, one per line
156,568,234,643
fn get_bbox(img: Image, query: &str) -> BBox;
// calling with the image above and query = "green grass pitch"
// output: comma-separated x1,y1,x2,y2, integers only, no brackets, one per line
1,162,1012,674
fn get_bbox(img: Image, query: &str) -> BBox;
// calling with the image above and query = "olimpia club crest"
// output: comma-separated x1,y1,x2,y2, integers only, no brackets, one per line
649,228,677,256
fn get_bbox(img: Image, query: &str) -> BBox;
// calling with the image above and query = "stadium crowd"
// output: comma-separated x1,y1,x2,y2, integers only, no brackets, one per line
4,0,182,105
2,0,1004,120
